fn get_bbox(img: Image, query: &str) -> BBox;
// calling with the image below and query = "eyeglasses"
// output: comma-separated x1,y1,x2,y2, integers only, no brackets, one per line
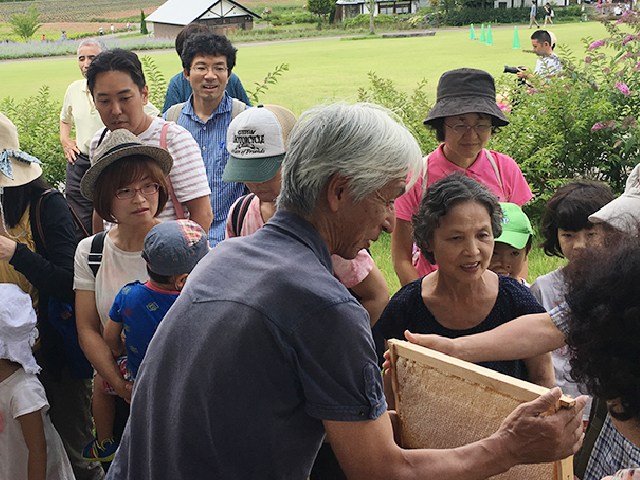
444,123,494,135
115,183,159,200
190,65,228,75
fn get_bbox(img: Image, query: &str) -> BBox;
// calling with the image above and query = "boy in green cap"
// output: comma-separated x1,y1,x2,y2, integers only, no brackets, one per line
489,202,534,286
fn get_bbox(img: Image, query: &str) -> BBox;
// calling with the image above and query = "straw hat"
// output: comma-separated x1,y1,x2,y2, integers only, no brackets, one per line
80,129,173,201
0,112,43,188
423,68,509,127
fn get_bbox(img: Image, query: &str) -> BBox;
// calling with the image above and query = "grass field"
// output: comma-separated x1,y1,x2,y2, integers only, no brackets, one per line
0,21,599,290
0,22,609,110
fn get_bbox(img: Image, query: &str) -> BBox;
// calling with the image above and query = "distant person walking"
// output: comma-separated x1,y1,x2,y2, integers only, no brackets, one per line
530,0,540,28
544,3,554,27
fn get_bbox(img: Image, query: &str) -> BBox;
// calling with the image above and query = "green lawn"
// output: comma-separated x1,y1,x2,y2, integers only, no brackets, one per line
0,22,610,111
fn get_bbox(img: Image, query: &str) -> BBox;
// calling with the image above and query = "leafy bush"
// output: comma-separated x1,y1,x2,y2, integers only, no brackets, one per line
489,14,640,217
357,72,438,155
438,5,581,26
1,86,67,190
355,13,640,224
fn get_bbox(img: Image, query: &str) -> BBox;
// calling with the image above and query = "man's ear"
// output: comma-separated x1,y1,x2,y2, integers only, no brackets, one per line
183,68,190,81
141,85,149,105
325,174,351,213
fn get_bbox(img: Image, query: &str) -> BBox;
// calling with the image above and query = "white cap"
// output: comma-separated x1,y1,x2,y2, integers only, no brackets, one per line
223,105,297,183
0,284,40,374
589,162,640,234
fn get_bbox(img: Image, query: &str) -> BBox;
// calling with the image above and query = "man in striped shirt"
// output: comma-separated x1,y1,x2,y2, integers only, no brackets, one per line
86,49,213,234
169,33,248,246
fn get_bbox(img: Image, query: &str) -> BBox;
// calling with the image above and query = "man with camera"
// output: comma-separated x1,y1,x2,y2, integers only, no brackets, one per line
516,30,561,82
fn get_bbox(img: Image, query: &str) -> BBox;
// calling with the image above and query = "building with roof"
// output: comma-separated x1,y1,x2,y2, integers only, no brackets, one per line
147,0,261,39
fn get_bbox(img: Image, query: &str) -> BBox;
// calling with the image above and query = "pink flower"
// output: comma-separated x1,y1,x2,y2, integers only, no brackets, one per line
591,120,615,133
604,67,611,73
622,35,635,46
585,55,592,63
616,82,630,96
589,39,606,50
592,82,599,91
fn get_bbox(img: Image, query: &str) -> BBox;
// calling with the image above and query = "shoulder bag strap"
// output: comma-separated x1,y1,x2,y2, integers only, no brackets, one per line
87,231,107,277
96,127,109,148
35,189,56,254
159,122,186,220
165,102,185,124
230,193,256,237
231,99,246,120
420,154,430,199
484,149,505,199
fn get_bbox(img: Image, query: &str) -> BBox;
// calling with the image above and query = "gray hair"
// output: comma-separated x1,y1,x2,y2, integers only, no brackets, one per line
77,38,107,56
413,174,503,264
277,102,423,216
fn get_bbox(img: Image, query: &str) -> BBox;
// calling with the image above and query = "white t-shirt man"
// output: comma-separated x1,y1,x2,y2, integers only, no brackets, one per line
90,117,211,222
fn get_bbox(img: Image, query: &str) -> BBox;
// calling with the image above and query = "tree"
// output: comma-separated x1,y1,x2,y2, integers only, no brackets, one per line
308,0,334,20
368,0,376,34
140,10,148,35
9,5,42,41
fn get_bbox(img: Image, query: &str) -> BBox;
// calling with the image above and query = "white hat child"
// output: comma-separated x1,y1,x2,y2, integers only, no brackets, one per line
590,162,640,234
0,283,40,374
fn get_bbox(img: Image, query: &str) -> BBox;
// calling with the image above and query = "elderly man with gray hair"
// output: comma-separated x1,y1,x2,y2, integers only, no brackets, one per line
59,38,159,238
105,102,586,480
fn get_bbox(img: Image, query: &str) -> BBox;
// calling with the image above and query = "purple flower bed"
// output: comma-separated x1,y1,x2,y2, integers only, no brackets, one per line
0,36,173,60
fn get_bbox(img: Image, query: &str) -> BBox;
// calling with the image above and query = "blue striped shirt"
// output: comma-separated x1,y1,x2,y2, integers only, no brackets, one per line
174,93,248,246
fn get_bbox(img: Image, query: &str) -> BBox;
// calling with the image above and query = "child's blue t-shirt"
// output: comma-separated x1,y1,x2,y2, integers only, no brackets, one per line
109,281,180,379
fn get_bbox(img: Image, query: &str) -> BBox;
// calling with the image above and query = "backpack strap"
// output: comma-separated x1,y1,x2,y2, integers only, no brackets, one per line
87,231,107,277
165,102,185,124
230,193,256,237
231,98,246,119
159,122,186,220
96,127,109,147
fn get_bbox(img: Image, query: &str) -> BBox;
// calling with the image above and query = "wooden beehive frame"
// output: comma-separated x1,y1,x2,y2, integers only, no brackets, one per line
388,339,575,480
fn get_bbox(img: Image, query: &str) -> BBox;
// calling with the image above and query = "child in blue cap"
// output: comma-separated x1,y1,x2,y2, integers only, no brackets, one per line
83,220,209,462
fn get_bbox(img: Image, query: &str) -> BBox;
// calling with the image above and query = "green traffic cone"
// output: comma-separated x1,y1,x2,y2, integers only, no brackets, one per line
479,24,485,43
512,25,521,49
485,24,493,46
469,23,478,40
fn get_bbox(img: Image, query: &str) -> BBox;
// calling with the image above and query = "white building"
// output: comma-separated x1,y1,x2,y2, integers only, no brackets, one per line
147,0,260,38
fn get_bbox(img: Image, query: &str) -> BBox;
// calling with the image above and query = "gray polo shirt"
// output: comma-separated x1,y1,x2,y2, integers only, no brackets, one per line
106,210,387,480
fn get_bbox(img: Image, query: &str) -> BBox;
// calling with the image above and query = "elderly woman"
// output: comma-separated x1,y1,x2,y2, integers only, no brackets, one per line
392,68,533,287
74,129,171,462
0,112,102,480
378,174,554,389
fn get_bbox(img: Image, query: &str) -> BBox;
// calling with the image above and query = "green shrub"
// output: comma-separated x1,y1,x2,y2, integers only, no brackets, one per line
357,72,437,155
1,86,66,190
489,17,640,218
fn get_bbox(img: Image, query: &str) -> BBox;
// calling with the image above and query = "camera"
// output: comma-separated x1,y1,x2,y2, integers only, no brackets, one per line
504,66,526,74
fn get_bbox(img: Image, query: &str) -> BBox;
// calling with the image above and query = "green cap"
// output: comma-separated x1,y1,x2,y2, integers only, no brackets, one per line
496,203,533,250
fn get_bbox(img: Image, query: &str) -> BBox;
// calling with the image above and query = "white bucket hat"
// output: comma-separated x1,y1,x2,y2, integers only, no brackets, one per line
590,163,640,234
0,283,40,374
